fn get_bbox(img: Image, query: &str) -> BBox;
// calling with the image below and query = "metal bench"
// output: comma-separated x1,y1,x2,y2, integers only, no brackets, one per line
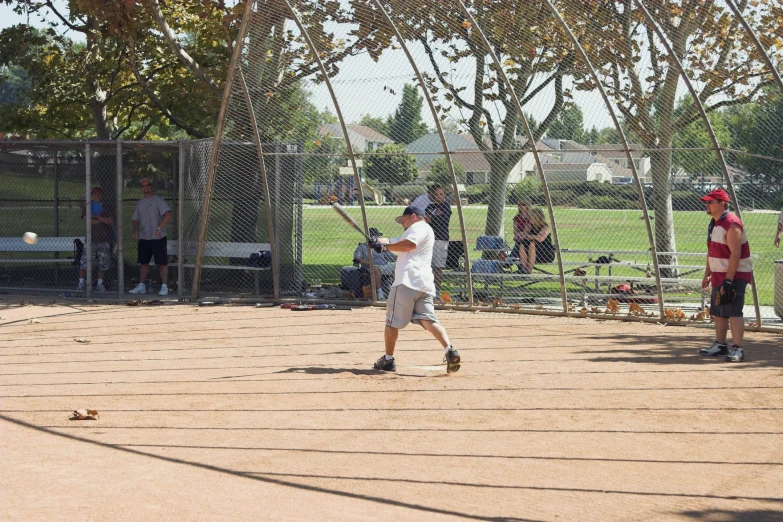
166,240,272,296
0,236,83,263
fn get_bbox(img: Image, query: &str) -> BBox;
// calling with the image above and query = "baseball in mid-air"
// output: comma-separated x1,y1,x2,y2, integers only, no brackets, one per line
23,232,38,245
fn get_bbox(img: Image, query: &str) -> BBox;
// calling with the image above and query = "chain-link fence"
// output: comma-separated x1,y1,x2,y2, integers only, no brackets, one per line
2,0,783,331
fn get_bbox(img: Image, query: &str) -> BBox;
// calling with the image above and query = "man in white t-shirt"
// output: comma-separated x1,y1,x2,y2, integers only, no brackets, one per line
775,209,782,248
368,206,461,373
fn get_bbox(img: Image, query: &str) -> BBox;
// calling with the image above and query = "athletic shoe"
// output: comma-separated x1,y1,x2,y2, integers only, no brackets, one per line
95,282,106,293
373,355,396,372
726,346,745,362
444,347,461,373
158,284,169,296
699,341,728,356
76,281,86,291
376,290,385,300
129,283,147,294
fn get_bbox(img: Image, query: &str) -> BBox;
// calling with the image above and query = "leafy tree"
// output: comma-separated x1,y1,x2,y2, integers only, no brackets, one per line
724,89,783,191
546,104,585,142
580,0,783,273
0,64,28,106
595,126,620,145
671,97,730,179
428,156,467,186
357,114,391,137
387,84,428,144
364,143,417,193
582,126,600,145
303,129,347,183
368,1,586,236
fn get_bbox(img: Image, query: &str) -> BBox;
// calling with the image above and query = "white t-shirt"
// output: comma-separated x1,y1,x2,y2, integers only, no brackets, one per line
390,220,435,295
411,193,431,211
778,210,783,225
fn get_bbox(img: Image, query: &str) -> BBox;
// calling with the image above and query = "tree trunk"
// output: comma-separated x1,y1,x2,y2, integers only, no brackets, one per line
648,148,679,278
88,94,111,140
484,157,510,237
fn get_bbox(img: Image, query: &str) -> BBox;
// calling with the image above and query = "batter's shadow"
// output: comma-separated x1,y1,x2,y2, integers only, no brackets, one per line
274,367,429,378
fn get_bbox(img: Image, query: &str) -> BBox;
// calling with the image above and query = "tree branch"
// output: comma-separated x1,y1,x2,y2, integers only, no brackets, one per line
129,37,207,138
133,120,156,140
148,0,221,93
42,0,87,33
111,102,145,138
676,80,771,128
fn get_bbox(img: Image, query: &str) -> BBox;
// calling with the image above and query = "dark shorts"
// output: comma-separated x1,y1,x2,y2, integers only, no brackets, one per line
709,279,747,318
512,240,555,264
138,237,168,265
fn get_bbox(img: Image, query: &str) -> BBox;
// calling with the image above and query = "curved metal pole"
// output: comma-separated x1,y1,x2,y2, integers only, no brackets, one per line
455,0,568,312
371,0,473,306
725,0,783,93
542,0,664,318
282,0,378,303
634,0,762,325
237,68,280,298
192,0,255,299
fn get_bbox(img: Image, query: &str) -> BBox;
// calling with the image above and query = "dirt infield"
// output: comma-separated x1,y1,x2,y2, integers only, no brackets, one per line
1,298,781,521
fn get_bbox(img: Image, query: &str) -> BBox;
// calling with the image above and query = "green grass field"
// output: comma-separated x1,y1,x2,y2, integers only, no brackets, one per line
297,205,780,305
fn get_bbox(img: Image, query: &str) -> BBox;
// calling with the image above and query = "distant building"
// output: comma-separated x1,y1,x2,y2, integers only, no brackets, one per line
408,133,631,185
318,124,393,153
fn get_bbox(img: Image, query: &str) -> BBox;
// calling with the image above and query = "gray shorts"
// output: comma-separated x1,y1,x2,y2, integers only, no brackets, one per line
709,279,747,318
432,240,448,269
80,242,111,271
385,284,439,329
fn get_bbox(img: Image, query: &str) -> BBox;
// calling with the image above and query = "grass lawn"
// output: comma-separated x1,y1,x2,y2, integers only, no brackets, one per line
298,205,780,306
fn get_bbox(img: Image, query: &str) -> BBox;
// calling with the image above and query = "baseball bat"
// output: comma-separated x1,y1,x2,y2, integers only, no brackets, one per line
332,203,372,241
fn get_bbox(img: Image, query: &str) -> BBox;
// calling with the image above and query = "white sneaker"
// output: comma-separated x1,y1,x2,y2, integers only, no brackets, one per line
726,346,745,362
95,283,106,293
129,283,147,294
158,284,169,296
76,281,86,291
376,290,385,300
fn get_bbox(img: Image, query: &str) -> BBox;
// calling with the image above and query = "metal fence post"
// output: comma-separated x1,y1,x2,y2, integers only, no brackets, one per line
116,139,124,298
53,150,60,287
85,142,92,297
178,138,184,299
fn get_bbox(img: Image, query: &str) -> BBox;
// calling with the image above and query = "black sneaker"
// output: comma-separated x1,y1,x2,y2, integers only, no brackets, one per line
444,347,461,373
373,355,396,372
699,341,728,356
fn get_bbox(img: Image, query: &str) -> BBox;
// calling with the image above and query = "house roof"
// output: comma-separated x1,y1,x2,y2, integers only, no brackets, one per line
406,132,479,154
319,124,393,148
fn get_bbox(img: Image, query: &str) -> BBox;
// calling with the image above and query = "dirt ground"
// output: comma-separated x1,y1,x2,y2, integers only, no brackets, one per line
1,297,781,522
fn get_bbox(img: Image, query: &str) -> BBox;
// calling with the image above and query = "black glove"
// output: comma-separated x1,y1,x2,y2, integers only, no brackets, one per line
368,238,385,254
716,279,736,306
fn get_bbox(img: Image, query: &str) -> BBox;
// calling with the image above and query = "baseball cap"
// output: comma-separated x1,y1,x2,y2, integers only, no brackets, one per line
395,205,425,224
700,188,730,202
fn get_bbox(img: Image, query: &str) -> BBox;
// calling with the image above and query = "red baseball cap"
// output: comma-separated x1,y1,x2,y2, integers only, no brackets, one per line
700,188,729,202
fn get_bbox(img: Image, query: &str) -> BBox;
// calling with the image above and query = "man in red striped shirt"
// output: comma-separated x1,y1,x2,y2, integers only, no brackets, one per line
699,188,752,362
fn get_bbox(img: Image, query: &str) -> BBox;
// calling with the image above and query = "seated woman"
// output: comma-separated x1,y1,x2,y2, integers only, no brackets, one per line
353,228,396,300
509,199,531,270
516,208,554,274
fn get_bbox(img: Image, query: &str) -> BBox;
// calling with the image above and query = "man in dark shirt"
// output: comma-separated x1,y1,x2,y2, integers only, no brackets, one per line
424,185,452,295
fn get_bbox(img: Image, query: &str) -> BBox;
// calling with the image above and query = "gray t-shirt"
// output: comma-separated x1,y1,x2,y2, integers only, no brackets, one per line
132,194,171,240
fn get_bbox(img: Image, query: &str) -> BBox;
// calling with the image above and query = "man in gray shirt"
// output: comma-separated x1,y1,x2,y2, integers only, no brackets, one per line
129,178,172,295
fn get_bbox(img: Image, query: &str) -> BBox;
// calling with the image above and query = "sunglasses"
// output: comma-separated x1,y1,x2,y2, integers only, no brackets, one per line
703,200,718,205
